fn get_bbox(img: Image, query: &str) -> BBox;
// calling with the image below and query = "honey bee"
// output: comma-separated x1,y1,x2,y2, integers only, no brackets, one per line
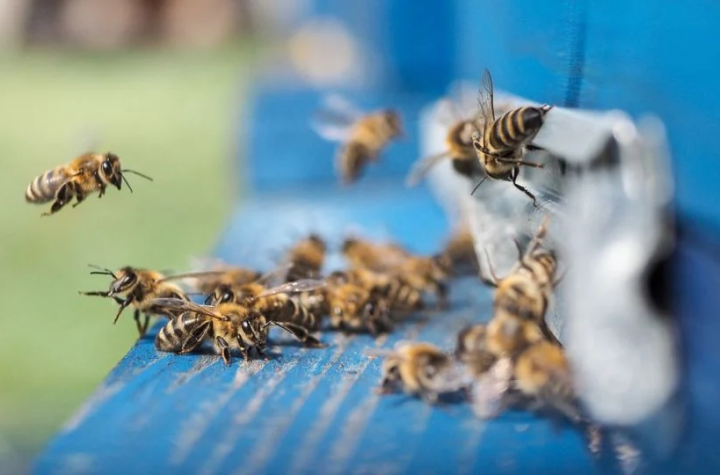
471,70,552,205
455,323,497,377
312,95,403,185
406,101,483,186
204,279,324,335
374,342,467,403
284,234,327,282
480,217,562,345
395,253,452,309
325,281,394,335
441,224,480,276
331,268,424,314
341,237,410,272
25,152,152,216
79,265,223,337
184,261,261,295
513,340,581,422
153,280,326,365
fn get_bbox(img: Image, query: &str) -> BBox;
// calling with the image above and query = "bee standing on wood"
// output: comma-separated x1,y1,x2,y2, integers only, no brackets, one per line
480,216,562,345
373,342,467,403
79,266,224,337
25,152,152,216
284,234,327,282
471,70,552,205
312,95,403,185
152,279,325,365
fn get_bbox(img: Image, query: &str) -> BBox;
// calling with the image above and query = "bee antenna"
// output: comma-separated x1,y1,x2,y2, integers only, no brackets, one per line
470,175,489,196
88,264,117,279
122,169,154,181
121,174,134,193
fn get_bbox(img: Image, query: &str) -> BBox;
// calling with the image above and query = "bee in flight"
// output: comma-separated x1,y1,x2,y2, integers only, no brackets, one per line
25,152,152,216
471,70,552,205
371,341,467,404
79,265,225,337
152,279,326,365
312,95,403,185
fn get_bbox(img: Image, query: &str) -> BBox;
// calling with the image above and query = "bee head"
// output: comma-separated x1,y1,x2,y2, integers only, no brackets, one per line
307,234,327,251
207,284,236,305
110,267,138,295
239,312,268,347
341,238,358,254
101,153,123,190
380,356,402,392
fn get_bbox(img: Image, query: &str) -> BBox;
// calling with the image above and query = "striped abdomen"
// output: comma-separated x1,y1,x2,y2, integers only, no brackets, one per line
384,278,424,314
155,312,210,353
25,167,69,203
271,298,320,331
487,106,549,153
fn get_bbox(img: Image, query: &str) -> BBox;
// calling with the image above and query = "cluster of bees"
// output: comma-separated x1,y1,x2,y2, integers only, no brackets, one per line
24,68,597,446
73,229,477,365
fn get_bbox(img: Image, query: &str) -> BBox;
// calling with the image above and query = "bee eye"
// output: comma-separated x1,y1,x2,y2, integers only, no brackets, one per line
102,160,112,175
241,321,250,331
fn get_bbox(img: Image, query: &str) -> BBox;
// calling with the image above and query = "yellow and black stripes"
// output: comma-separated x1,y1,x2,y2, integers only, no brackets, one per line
25,167,67,203
488,106,549,153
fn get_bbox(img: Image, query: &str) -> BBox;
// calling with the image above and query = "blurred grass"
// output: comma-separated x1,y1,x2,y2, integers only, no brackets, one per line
0,43,254,456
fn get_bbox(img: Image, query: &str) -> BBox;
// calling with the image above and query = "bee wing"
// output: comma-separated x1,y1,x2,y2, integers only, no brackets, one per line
256,279,326,298
311,94,363,142
157,271,227,283
254,263,294,286
405,151,451,187
477,69,496,125
471,357,513,419
150,298,223,319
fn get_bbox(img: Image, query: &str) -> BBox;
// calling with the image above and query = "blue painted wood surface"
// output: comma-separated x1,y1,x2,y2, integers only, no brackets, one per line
34,179,601,475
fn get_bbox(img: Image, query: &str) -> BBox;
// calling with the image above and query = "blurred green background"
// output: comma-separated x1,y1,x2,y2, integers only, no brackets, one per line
0,43,254,460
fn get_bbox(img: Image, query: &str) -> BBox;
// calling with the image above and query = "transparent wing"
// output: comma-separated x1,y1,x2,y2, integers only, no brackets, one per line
256,279,326,298
310,94,363,142
158,271,227,283
477,69,496,125
471,357,513,419
405,151,451,187
150,298,224,319
255,263,294,286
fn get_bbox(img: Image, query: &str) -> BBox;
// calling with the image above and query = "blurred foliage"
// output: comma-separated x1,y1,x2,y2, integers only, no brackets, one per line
0,42,254,457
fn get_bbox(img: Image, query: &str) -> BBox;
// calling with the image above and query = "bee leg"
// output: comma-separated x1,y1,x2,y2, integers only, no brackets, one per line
510,168,538,206
41,183,75,216
113,294,135,324
133,309,150,337
497,157,544,168
98,183,106,198
268,321,325,348
215,336,231,365
71,191,86,208
236,337,250,360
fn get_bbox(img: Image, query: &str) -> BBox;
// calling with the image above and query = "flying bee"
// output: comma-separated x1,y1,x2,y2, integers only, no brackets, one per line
325,281,394,335
312,95,403,185
471,69,552,205
153,280,326,365
480,216,563,345
372,342,467,403
79,265,226,336
284,234,327,282
25,152,152,216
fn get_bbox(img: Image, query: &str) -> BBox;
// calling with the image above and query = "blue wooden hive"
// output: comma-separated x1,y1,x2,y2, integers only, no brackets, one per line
34,1,720,473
